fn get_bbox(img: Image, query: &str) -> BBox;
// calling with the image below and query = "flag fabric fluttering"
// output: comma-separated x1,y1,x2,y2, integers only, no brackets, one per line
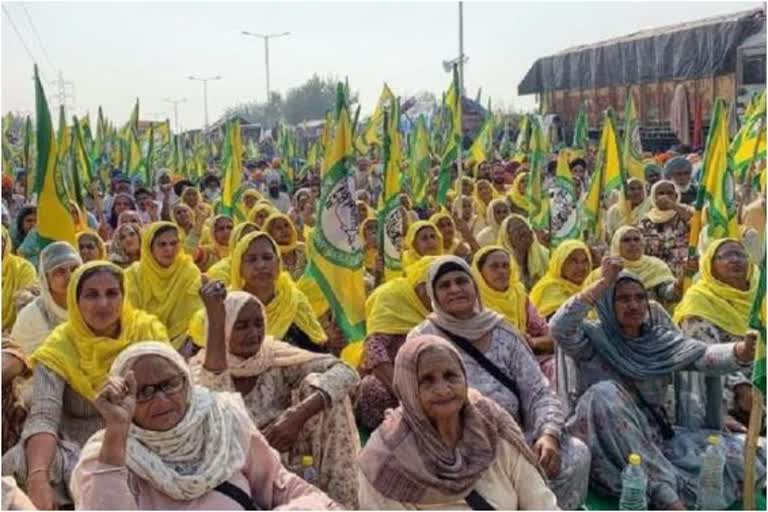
729,90,766,182
219,120,243,217
407,115,431,208
525,116,550,232
305,85,367,367
550,148,581,246
512,114,530,163
437,65,461,205
379,105,404,281
701,97,740,240
581,109,623,240
621,91,645,181
33,65,76,248
571,102,589,157
358,84,395,152
469,115,493,169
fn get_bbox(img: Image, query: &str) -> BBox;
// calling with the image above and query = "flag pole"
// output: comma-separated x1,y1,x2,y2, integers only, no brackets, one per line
743,387,763,510
456,1,464,201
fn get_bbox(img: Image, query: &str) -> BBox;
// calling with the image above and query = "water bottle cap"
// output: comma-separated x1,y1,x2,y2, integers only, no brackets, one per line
628,453,642,465
707,435,721,446
302,455,314,466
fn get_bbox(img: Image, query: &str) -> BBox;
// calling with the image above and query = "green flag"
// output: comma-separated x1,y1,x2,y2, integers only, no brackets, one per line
379,105,403,280
437,65,461,205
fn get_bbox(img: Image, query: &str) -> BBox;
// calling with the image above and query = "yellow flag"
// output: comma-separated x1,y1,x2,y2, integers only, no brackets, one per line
701,97,739,239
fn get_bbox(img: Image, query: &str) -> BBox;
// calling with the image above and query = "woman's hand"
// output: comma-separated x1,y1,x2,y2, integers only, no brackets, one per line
26,473,56,510
601,256,623,285
735,330,758,364
199,280,227,317
263,408,306,452
94,371,137,431
533,433,561,478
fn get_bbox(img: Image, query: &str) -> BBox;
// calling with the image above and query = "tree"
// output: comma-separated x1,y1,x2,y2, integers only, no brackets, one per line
224,92,283,127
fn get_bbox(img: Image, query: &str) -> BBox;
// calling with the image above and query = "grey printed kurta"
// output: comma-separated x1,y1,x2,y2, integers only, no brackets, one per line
550,296,765,509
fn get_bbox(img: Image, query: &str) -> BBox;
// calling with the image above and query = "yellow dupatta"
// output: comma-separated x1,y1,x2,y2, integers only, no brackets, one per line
30,261,168,401
2,227,37,331
230,232,326,344
585,226,675,290
366,256,436,334
248,203,276,229
124,222,202,347
206,221,259,285
673,238,758,336
470,246,528,331
645,180,681,224
204,214,233,260
530,240,592,318
508,172,530,212
429,212,463,254
473,179,493,218
359,217,379,272
263,212,300,256
76,230,107,261
402,221,444,269
497,214,549,287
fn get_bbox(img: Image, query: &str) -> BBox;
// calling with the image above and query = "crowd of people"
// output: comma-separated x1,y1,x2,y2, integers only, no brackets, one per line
0,139,766,510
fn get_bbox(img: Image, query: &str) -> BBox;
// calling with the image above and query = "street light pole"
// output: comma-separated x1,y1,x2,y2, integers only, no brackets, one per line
457,1,464,199
241,30,290,102
187,75,222,130
164,97,187,133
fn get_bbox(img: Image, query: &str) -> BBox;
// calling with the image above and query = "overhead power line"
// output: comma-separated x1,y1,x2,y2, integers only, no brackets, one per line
21,2,57,74
2,4,41,75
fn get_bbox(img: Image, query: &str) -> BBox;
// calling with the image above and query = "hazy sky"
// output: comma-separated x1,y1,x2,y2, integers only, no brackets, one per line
1,1,760,130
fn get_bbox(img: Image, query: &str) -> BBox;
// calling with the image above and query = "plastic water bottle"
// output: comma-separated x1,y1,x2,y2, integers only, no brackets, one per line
302,455,318,484
619,453,648,510
697,435,726,510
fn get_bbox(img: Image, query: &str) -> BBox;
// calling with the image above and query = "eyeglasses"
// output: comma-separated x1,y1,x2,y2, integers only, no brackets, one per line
715,251,748,262
136,375,185,403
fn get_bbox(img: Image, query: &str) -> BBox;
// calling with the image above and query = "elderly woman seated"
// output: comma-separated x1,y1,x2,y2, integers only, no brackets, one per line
191,283,360,508
408,256,590,510
550,256,766,510
71,342,340,510
358,335,557,510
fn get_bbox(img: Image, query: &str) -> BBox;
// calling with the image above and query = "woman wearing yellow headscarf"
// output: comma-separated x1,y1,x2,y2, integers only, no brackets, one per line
75,230,106,263
498,214,549,290
471,245,555,377
239,188,263,220
584,225,678,303
473,178,496,218
508,172,529,214
227,232,326,350
530,240,593,318
674,238,758,431
6,262,167,509
205,221,259,285
452,195,485,238
604,177,652,241
263,212,306,280
401,221,443,268
356,256,437,431
429,212,471,258
195,214,234,272
124,222,202,348
359,217,383,291
476,197,511,247
2,226,37,332
248,203,276,229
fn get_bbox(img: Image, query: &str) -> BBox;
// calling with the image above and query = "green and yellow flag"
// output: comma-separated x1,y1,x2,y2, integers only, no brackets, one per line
701,98,739,239
526,116,550,231
729,90,765,182
512,114,530,163
379,104,403,281
437,65,461,205
469,115,493,167
621,91,645,181
126,128,142,177
72,116,93,189
33,65,76,248
359,83,395,150
581,110,623,239
305,85,366,367
408,115,431,208
572,102,589,157
550,148,581,246
220,120,243,217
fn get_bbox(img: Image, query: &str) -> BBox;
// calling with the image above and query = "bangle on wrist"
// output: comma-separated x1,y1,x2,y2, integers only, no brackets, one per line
27,467,48,480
